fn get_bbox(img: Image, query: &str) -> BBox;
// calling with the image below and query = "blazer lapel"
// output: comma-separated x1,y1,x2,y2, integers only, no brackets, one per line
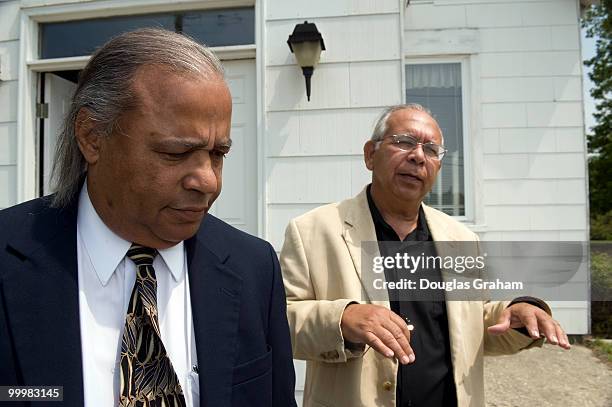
341,189,389,306
422,204,461,246
2,199,84,405
186,221,242,407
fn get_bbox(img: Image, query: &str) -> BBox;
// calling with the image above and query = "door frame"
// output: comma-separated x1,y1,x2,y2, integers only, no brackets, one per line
17,0,267,237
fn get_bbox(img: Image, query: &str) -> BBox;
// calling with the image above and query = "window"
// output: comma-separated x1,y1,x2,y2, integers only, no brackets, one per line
405,62,466,217
40,7,255,59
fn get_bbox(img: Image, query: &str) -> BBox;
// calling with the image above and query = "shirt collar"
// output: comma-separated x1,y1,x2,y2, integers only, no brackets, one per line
365,184,430,242
158,242,185,282
77,182,185,286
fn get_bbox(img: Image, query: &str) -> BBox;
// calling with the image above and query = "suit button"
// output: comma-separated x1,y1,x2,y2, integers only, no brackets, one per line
383,381,393,391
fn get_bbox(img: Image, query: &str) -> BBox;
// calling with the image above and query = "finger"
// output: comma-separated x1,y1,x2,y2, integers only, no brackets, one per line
562,329,571,349
487,308,511,336
374,326,411,364
363,331,394,359
555,322,571,349
538,316,558,345
381,318,414,364
375,325,408,363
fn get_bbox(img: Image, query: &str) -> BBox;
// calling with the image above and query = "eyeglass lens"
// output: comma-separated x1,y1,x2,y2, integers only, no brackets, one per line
393,135,442,158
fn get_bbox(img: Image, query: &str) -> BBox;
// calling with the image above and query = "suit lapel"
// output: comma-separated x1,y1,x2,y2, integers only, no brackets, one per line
422,204,460,246
186,221,242,407
2,199,84,405
341,189,389,306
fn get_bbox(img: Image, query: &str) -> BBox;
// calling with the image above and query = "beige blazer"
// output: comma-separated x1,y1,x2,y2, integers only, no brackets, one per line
280,189,543,407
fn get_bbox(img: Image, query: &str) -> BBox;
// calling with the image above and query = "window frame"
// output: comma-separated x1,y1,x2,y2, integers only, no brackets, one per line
39,7,256,60
404,56,474,222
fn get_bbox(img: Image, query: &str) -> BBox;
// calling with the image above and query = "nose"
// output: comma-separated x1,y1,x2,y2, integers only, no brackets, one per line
182,153,219,194
406,143,426,165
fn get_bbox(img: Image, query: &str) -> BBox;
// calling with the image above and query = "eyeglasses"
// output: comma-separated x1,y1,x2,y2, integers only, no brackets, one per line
376,134,446,160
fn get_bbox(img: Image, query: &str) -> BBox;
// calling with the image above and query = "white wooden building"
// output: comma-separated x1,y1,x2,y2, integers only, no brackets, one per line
0,0,595,401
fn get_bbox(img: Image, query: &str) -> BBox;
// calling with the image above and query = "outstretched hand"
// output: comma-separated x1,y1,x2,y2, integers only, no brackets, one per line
487,302,570,349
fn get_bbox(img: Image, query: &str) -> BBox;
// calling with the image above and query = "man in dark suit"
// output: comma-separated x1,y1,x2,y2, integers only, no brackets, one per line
0,28,296,407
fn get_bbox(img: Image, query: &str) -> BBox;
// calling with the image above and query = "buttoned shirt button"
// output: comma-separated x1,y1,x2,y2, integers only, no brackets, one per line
383,381,393,391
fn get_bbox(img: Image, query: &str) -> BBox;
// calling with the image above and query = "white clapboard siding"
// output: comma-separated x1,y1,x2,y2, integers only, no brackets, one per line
0,165,16,209
497,128,585,154
0,1,19,210
0,79,17,124
0,122,16,164
483,153,586,179
266,108,381,157
0,39,19,81
265,0,399,21
0,121,17,209
0,1,19,42
484,179,587,206
481,50,582,78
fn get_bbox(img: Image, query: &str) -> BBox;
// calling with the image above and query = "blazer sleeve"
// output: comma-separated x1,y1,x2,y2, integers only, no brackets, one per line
266,243,298,407
280,219,363,364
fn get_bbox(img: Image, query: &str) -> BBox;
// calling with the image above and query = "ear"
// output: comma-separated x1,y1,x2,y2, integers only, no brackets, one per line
74,108,101,165
364,140,376,171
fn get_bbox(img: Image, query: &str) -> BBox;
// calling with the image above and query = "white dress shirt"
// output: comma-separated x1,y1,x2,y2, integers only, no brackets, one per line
76,184,199,407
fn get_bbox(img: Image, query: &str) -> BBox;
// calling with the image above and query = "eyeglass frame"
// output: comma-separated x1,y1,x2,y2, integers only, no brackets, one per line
374,134,447,160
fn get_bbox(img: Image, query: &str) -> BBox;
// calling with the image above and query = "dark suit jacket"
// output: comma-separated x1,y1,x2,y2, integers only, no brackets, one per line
0,194,297,406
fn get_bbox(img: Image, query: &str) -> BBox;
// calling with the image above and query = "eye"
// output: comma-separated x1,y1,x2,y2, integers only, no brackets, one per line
398,139,416,148
160,151,191,161
210,148,228,162
395,138,418,150
423,144,439,156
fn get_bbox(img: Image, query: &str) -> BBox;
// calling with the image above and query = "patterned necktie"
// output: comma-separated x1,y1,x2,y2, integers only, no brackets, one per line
119,244,186,407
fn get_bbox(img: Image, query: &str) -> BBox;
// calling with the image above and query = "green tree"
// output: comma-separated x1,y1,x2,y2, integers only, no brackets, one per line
583,1,612,217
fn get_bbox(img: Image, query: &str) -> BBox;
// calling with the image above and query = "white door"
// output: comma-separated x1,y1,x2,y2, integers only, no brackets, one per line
209,59,258,236
43,73,77,195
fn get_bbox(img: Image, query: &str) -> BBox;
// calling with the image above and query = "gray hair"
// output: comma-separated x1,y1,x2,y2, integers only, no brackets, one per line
370,103,444,144
50,28,225,207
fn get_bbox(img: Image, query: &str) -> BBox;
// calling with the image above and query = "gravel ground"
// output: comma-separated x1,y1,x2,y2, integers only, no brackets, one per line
485,344,612,407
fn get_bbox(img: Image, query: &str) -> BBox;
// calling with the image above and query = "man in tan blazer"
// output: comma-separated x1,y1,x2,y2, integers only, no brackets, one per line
280,104,570,407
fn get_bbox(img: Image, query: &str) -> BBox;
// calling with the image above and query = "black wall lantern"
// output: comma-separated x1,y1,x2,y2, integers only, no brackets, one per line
287,21,326,101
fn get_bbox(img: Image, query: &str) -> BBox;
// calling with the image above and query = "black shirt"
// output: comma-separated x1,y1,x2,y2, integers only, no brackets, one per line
366,185,457,407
